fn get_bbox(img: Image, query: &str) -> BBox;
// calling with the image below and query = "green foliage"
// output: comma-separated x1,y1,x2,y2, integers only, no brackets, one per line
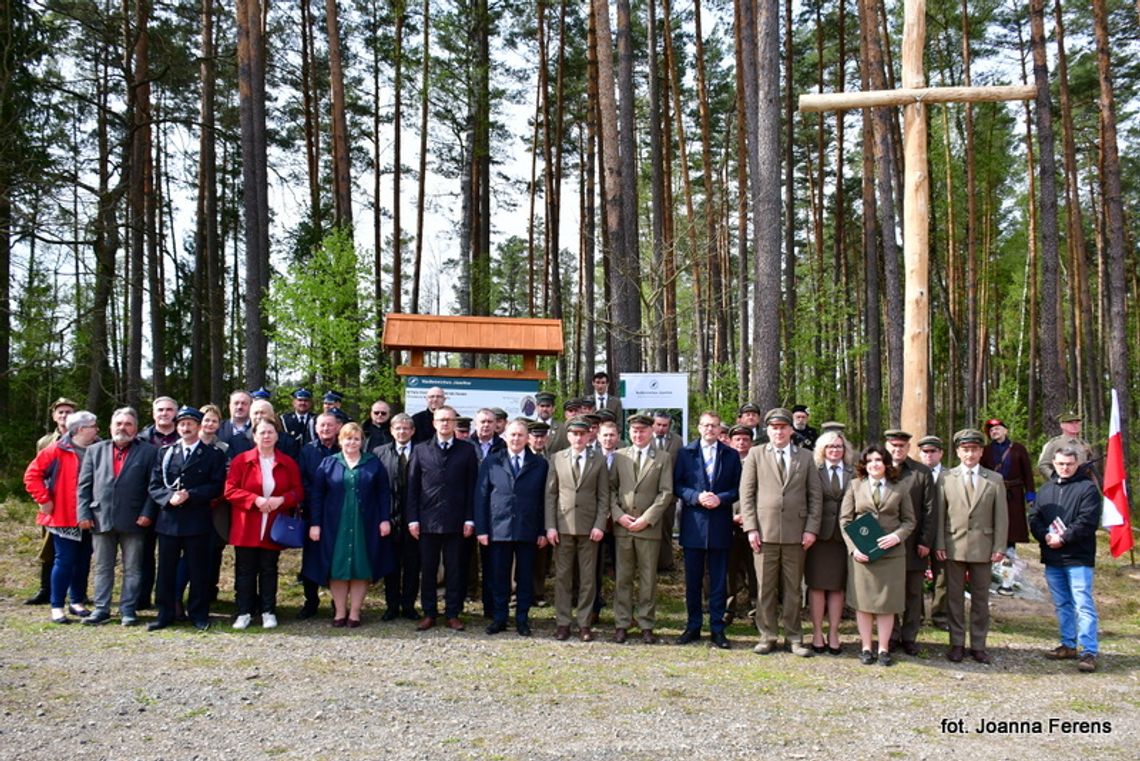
268,227,369,391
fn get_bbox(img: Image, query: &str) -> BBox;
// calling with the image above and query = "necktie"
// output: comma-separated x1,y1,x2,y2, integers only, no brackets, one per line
965,469,975,499
441,440,449,451
573,454,582,483
704,447,715,481
776,449,786,482
512,455,521,476
636,449,644,478
657,436,665,450
184,446,194,462
872,480,882,507
830,465,840,491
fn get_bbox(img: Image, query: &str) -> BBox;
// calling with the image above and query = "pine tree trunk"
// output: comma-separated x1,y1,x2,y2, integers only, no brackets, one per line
327,0,352,229
1028,0,1065,433
1092,0,1132,452
412,0,430,313
613,0,641,374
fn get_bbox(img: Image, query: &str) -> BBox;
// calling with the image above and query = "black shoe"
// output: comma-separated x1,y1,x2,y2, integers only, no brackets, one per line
878,650,893,667
711,631,731,650
82,610,112,626
24,590,50,606
193,620,210,632
401,608,420,621
516,622,532,637
296,604,319,621
380,608,400,622
147,620,172,632
859,649,875,665
68,603,92,618
811,644,827,654
675,628,701,645
485,621,507,635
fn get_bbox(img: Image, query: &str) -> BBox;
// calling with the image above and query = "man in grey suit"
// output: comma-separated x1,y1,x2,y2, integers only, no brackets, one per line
610,414,674,644
546,416,610,642
76,407,158,626
935,428,1008,664
739,408,823,657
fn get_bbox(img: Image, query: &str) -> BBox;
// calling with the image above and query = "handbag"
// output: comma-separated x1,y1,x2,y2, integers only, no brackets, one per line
269,510,305,548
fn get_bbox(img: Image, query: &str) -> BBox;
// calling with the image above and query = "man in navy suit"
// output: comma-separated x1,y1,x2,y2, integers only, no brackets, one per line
144,407,226,631
673,411,742,648
76,407,159,626
406,405,479,631
475,419,549,636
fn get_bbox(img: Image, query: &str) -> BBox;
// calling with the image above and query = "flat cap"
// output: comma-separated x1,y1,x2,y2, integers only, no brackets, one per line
535,392,556,404
50,397,79,411
916,435,943,450
728,424,753,438
952,428,985,447
1058,411,1082,423
527,421,551,434
566,415,592,432
883,429,912,441
627,413,654,428
765,407,793,425
738,402,761,415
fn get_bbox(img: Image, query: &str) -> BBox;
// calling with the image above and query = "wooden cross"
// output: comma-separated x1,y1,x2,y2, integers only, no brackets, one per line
798,0,1034,442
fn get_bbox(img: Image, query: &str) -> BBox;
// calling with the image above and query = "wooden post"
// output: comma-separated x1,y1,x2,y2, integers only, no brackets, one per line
900,0,929,445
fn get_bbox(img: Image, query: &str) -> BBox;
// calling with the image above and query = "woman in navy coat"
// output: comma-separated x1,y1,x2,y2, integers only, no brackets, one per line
309,423,393,627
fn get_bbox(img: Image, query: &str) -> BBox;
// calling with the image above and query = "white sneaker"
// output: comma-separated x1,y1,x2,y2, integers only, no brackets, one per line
232,614,252,630
261,613,278,629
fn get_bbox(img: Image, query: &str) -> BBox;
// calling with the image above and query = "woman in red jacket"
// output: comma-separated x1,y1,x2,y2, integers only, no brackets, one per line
24,410,100,623
224,418,303,630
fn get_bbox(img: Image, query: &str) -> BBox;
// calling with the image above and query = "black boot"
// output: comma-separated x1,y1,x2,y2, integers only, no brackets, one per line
25,562,52,605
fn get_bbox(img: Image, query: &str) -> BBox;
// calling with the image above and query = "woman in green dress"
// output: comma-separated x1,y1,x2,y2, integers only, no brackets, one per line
309,423,393,627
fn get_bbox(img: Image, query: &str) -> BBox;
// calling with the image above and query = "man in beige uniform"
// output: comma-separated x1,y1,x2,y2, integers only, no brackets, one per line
936,428,1008,664
610,414,673,644
546,416,610,642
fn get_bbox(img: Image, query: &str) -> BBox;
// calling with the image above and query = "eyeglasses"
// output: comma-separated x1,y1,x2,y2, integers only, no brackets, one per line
372,410,389,417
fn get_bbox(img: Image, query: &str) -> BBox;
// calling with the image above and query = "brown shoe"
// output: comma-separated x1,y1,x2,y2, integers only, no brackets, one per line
555,625,571,641
416,616,437,631
588,611,599,626
641,629,658,645
1046,645,1078,660
1077,653,1097,673
579,626,594,642
947,645,965,663
970,648,993,665
446,617,465,631
613,628,628,644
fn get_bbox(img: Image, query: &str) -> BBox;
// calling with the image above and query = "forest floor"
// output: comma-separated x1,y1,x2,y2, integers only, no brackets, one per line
0,496,1137,760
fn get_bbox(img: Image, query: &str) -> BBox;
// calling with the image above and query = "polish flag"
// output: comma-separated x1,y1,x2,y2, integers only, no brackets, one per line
1102,389,1134,558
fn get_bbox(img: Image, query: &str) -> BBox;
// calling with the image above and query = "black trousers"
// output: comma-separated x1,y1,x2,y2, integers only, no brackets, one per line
156,533,210,625
234,547,280,616
419,532,464,619
384,528,421,613
138,524,157,606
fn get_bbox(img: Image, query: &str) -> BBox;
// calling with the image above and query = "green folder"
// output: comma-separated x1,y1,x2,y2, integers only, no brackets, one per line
844,511,887,561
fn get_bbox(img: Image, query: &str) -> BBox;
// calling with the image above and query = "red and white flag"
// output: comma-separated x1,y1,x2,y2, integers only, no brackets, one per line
1102,388,1134,558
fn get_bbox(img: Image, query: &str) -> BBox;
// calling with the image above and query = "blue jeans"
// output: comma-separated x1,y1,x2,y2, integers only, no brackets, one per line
1044,564,1098,655
50,532,92,609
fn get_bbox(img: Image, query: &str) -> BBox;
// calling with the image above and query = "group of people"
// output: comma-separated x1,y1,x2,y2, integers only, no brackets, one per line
22,376,1105,673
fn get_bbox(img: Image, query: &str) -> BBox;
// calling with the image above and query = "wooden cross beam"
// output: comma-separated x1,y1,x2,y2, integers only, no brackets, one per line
798,0,1035,445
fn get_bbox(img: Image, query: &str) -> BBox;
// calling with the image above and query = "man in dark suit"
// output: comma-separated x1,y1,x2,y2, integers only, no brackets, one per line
673,411,742,648
917,434,949,628
884,429,938,655
363,399,394,451
296,411,342,619
475,419,549,636
218,389,253,449
739,408,822,656
590,371,623,422
375,412,421,621
406,405,478,631
144,407,226,631
468,408,506,613
411,386,447,444
76,407,158,626
281,387,316,447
